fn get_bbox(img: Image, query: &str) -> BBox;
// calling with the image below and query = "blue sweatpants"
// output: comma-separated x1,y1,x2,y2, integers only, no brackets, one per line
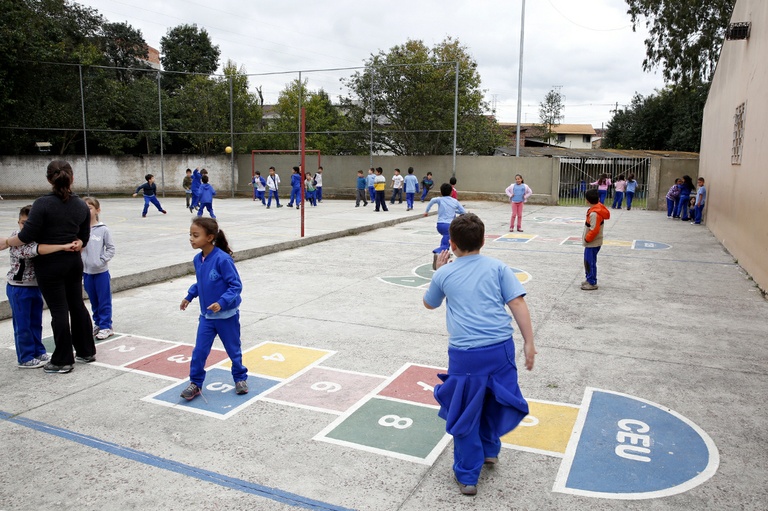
190,313,248,387
694,204,704,224
267,190,280,207
666,198,678,217
197,202,216,218
254,190,265,204
316,186,322,202
626,191,635,210
420,188,430,201
190,190,200,209
368,186,376,203
611,191,624,209
406,192,415,209
434,222,451,254
6,284,45,364
142,195,164,216
584,246,601,285
289,187,302,206
83,271,112,330
598,190,607,204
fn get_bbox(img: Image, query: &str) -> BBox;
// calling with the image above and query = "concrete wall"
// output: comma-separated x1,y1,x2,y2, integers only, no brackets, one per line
0,155,238,196
648,158,700,211
242,154,559,204
698,0,768,292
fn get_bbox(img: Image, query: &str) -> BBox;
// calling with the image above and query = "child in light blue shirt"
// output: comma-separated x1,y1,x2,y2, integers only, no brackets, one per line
423,213,536,496
424,183,465,268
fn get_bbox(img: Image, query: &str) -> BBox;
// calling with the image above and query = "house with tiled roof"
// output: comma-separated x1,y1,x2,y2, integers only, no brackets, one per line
498,122,596,149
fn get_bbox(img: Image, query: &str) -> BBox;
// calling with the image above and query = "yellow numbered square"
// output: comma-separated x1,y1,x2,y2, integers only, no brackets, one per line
501,400,580,456
222,342,332,379
602,239,632,247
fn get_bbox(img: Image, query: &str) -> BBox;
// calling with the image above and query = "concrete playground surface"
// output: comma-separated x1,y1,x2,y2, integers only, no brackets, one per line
0,196,766,510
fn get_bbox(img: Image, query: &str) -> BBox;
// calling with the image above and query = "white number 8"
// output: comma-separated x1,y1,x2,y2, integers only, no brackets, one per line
378,414,413,429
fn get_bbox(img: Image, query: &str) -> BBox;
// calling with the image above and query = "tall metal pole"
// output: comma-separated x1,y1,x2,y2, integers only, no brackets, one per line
515,0,526,157
452,61,459,178
297,71,302,152
157,72,165,196
78,65,90,195
229,76,235,198
369,68,374,168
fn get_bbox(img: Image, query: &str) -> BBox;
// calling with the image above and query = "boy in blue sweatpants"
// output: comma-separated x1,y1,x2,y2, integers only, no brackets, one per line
423,213,536,496
288,166,302,209
581,189,610,291
366,168,376,204
403,167,420,211
133,174,167,217
424,183,466,269
189,168,202,212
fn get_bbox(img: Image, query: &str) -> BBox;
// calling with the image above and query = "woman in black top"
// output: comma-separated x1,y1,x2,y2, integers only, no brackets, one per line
2,160,94,373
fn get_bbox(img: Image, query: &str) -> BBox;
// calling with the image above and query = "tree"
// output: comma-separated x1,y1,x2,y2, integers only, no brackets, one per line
160,24,220,91
341,37,503,155
602,82,709,152
626,0,735,84
538,88,564,145
99,21,150,82
263,79,360,155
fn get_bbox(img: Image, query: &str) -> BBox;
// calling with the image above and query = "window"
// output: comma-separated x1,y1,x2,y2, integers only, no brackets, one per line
557,134,566,143
583,135,591,143
726,22,751,40
732,102,746,165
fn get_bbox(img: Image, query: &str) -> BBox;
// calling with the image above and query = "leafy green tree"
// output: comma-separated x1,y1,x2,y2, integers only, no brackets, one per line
160,24,220,91
221,60,262,153
99,21,150,82
538,88,564,145
603,82,709,152
626,0,735,84
0,0,104,154
263,79,360,155
341,37,502,155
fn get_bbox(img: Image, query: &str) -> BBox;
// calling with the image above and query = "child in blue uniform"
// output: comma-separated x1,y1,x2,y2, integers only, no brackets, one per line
180,218,248,400
288,166,302,209
403,167,420,211
423,213,536,496
197,174,216,218
189,168,202,212
424,183,466,269
133,174,167,217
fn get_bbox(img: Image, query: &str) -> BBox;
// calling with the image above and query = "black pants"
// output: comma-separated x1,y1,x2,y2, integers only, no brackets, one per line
35,252,94,366
375,190,388,211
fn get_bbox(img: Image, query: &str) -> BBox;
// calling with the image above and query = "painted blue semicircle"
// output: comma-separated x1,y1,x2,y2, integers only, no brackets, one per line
554,388,719,499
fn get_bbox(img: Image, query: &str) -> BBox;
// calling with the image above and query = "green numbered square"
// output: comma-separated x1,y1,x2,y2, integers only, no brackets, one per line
325,397,447,459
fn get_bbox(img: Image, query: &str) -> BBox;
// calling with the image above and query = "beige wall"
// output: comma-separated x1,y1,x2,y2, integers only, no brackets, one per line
699,0,768,292
242,154,559,204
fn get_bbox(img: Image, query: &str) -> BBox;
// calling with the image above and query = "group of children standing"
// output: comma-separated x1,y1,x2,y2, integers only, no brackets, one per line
665,175,706,224
250,166,323,209
590,173,638,210
359,167,451,211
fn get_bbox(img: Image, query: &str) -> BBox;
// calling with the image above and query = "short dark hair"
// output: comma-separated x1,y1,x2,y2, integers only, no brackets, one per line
269,166,275,171
357,170,363,174
585,189,599,204
19,204,32,218
186,168,192,173
440,183,452,196
449,213,484,252
202,175,209,184
407,167,414,174
145,173,153,181
449,177,457,185
293,166,300,173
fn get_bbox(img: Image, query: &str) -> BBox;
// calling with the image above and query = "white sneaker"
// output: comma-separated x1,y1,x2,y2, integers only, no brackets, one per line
95,329,113,340
93,326,100,336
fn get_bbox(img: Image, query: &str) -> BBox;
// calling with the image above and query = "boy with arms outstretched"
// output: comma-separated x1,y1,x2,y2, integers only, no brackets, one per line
423,213,536,496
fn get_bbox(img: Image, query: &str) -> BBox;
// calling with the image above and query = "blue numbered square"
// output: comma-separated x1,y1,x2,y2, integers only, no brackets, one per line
143,368,279,419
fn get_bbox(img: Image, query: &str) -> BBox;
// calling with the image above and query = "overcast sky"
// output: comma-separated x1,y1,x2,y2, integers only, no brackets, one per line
74,0,667,129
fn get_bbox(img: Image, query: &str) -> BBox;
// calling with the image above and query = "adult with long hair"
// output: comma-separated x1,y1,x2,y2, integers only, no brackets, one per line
0,160,94,373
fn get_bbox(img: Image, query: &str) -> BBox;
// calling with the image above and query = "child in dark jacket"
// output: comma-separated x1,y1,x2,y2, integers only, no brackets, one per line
197,174,216,219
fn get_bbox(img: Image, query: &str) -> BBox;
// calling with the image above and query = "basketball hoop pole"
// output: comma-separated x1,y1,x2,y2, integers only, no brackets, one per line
300,107,306,238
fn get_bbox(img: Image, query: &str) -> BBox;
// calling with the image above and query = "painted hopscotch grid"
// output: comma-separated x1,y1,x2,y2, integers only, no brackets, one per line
500,399,581,458
144,341,336,420
314,363,452,465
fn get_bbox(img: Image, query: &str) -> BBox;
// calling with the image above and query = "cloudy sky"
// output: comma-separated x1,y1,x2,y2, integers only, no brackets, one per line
74,0,667,128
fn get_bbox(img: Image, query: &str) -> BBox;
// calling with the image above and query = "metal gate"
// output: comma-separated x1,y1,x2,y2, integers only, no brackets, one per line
558,157,651,207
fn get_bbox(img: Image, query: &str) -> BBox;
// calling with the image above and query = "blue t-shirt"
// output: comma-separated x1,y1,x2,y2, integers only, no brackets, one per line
356,176,367,190
423,254,526,349
696,185,706,205
425,196,466,224
626,180,638,193
366,174,376,187
404,174,419,193
510,183,527,202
